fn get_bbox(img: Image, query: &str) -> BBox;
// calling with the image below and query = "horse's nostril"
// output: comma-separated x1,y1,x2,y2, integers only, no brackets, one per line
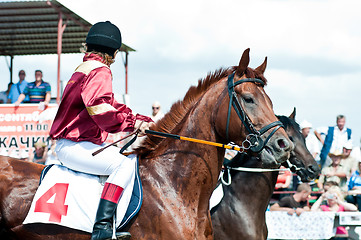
277,139,286,149
309,164,321,174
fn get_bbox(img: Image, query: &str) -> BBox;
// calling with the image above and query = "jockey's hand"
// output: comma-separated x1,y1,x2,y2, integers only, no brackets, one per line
135,120,155,137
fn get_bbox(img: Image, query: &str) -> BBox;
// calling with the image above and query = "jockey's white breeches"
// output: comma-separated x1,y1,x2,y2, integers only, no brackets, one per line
55,138,134,188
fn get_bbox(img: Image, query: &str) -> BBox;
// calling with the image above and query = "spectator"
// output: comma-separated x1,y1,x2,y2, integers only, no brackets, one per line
14,70,51,106
315,115,352,168
270,183,312,216
0,82,13,103
323,181,339,192
311,186,357,239
345,158,361,211
300,120,320,160
318,181,340,205
341,141,358,174
7,70,29,103
317,150,350,192
150,101,164,122
274,165,292,200
28,141,47,164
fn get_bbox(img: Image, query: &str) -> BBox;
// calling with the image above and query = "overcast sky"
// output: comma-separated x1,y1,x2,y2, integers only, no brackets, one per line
1,0,361,146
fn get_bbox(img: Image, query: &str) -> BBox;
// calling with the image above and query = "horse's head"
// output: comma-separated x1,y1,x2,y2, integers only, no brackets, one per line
279,109,321,181
214,48,293,168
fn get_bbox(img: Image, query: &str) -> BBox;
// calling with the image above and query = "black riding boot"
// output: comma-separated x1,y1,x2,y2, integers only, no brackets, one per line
91,183,131,240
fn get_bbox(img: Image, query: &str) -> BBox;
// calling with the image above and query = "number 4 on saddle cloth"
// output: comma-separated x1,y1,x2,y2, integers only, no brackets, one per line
23,154,142,233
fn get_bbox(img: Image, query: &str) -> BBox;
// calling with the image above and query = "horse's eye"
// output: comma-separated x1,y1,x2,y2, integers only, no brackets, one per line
243,97,254,104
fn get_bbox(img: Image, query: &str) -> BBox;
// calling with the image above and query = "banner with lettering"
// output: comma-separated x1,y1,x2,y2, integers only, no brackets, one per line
0,104,58,157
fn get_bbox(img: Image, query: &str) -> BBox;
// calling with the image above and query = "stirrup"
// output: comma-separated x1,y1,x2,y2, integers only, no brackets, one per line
92,231,131,240
115,232,131,240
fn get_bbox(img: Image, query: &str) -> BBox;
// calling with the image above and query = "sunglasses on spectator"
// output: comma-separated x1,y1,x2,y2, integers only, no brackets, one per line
152,107,160,109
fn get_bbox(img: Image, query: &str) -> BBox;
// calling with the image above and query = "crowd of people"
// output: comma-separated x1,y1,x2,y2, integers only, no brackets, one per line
0,69,51,105
0,69,53,164
269,114,361,239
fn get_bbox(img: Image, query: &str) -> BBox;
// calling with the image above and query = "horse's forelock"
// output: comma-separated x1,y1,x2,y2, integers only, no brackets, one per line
246,67,268,86
135,67,234,157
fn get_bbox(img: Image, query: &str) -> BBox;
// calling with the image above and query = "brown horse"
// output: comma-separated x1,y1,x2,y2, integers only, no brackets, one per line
0,49,293,239
211,110,320,240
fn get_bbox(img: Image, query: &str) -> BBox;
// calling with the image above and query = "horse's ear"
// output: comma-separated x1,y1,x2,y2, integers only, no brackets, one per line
289,107,296,119
236,48,250,76
255,57,267,74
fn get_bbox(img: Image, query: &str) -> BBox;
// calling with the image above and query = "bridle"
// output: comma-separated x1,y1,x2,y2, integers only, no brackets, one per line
225,73,284,153
220,159,300,186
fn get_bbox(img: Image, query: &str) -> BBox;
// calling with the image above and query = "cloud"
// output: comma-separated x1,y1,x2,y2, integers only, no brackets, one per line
265,68,361,144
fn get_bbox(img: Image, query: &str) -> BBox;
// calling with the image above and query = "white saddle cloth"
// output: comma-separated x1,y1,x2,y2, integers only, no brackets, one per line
23,154,137,233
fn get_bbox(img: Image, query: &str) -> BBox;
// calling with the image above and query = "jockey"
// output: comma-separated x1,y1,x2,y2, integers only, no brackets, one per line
50,21,154,240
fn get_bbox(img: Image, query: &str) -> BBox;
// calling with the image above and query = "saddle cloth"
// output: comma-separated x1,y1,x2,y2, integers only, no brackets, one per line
23,154,143,233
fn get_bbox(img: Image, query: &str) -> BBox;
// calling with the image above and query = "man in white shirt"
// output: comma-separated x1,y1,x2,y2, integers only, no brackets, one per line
300,120,320,161
150,101,165,122
314,115,352,168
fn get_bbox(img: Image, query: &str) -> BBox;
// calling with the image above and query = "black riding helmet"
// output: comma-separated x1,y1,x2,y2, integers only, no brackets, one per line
86,21,122,57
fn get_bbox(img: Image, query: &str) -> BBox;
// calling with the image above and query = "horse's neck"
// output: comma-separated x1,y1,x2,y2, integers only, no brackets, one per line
141,104,223,211
183,116,223,183
213,169,279,239
225,170,278,212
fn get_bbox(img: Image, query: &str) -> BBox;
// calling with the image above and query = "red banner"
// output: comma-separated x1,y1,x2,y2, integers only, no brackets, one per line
0,104,58,158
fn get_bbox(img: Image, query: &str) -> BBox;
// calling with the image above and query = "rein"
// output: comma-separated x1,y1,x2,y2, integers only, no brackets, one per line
225,73,283,153
145,130,252,153
92,126,141,156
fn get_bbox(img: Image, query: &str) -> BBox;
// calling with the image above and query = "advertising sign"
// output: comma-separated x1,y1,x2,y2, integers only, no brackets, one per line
0,104,58,157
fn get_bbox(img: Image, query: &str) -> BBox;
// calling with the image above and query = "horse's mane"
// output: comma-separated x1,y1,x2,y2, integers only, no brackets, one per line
135,66,268,158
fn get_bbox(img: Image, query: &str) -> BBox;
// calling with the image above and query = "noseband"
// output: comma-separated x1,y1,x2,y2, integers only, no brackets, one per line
225,73,284,153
